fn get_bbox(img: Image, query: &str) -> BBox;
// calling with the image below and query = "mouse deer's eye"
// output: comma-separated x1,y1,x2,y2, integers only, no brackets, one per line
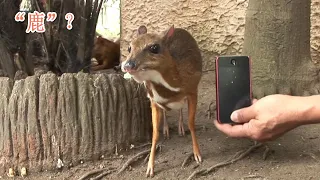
149,44,160,54
128,46,131,53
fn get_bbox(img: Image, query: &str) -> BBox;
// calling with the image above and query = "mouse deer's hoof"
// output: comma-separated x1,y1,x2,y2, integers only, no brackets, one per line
178,130,185,136
194,152,202,164
163,126,170,139
146,162,155,178
178,125,185,136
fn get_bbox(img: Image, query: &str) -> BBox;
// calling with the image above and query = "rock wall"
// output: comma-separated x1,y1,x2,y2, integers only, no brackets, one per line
311,0,320,63
121,0,320,68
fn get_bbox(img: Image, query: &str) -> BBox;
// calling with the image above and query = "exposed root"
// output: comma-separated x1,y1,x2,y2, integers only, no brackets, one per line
241,174,265,180
187,143,263,180
143,153,150,164
130,142,152,150
181,153,193,168
192,164,200,169
206,102,215,120
303,152,319,162
91,170,115,180
104,156,125,160
188,169,206,180
78,167,115,180
78,169,105,180
117,149,150,174
117,145,161,174
262,145,270,160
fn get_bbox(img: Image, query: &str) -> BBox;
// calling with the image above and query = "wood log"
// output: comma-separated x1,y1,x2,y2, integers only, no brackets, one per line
0,72,152,175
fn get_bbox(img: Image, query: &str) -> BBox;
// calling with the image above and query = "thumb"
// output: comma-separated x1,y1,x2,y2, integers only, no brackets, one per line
252,98,258,104
231,106,255,123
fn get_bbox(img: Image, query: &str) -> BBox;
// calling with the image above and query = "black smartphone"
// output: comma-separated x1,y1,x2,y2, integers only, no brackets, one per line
215,55,252,124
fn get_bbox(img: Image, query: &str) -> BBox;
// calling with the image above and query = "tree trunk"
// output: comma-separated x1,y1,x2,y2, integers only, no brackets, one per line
242,0,319,97
0,0,33,78
0,73,152,175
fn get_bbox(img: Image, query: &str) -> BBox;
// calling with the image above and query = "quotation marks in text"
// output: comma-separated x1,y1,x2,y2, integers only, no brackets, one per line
14,11,74,33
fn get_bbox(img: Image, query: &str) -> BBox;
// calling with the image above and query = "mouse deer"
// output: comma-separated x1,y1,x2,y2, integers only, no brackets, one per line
121,25,202,177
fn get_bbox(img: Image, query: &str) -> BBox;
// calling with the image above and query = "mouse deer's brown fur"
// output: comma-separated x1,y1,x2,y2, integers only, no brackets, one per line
162,108,185,138
91,36,120,71
121,25,202,177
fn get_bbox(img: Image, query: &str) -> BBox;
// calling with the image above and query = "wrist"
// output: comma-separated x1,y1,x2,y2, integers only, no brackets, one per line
293,95,320,125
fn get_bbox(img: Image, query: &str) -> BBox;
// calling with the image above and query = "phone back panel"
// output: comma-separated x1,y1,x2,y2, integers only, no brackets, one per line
215,56,252,124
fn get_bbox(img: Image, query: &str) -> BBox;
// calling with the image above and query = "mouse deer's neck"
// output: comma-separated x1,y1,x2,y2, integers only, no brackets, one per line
146,65,181,92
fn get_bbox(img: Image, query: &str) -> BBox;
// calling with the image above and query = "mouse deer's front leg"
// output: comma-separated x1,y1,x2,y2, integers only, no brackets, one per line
146,101,161,177
187,92,202,163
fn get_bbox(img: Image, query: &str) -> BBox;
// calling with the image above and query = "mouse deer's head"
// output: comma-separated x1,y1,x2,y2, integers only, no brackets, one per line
121,25,175,83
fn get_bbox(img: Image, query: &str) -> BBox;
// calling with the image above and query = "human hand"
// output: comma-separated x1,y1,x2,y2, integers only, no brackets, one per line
214,94,305,142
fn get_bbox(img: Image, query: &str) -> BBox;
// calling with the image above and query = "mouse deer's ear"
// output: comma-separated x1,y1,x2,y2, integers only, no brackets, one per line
137,25,147,35
163,25,175,40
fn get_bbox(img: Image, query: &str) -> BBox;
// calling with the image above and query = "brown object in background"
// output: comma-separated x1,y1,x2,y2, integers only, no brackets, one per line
91,36,120,71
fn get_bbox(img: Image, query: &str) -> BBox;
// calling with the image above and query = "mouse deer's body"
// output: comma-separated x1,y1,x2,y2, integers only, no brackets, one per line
121,25,202,177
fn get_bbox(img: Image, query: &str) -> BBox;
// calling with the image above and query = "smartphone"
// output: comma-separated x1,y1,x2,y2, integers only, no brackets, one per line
215,55,252,124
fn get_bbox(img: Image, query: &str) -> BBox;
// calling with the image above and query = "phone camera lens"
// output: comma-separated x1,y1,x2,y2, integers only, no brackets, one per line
231,59,236,65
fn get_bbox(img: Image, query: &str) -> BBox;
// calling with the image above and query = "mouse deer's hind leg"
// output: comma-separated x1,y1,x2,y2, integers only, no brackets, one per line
178,108,185,136
187,93,202,163
162,110,170,139
146,101,161,177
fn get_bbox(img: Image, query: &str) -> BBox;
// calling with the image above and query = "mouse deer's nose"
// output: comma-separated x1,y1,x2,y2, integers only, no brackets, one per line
123,60,136,72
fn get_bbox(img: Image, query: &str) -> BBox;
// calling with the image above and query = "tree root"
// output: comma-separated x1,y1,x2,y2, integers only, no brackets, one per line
187,143,263,180
262,145,270,160
181,153,194,168
206,102,215,120
117,145,161,175
241,174,265,180
143,153,150,164
117,149,150,174
91,170,115,180
78,167,116,180
78,168,105,180
302,152,319,162
130,142,152,150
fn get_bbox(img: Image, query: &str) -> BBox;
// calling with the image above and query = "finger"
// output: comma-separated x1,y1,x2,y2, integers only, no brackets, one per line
230,106,256,123
213,120,250,138
252,98,258,104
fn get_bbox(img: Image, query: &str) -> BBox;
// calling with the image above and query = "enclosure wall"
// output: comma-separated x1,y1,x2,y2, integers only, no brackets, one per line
120,0,320,68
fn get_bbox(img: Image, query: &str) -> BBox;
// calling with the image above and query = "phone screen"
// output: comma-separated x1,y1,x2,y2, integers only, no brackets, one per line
216,56,252,124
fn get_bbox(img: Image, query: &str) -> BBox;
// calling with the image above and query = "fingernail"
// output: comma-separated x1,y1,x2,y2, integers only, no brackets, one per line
230,111,238,122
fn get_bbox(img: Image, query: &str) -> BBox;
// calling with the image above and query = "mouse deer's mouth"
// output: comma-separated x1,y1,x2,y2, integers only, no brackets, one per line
136,65,152,71
121,59,156,77
126,66,150,76
122,63,156,83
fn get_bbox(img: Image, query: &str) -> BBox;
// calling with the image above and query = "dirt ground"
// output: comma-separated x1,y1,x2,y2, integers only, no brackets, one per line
4,71,320,180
